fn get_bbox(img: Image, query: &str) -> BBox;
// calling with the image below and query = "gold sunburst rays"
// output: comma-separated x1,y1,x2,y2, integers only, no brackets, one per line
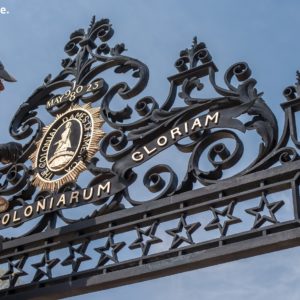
30,103,105,192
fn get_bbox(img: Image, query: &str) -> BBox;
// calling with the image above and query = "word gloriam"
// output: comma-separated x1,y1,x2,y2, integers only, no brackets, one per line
131,112,220,162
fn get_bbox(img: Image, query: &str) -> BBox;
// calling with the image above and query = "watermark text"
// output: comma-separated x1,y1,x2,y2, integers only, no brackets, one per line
0,7,9,15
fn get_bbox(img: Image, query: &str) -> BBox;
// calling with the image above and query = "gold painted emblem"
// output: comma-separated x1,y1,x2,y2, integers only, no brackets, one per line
30,104,104,191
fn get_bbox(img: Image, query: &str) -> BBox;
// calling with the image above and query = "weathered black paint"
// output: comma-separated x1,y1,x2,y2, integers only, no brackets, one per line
0,17,299,299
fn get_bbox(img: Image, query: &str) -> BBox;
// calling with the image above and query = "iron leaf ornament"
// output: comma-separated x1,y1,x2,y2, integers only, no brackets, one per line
0,16,297,238
0,62,23,166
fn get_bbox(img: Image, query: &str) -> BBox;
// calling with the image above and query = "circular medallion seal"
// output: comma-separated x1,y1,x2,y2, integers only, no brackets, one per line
30,104,104,191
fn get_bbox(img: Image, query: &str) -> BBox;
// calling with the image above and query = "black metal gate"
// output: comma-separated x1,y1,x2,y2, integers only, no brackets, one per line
0,17,300,299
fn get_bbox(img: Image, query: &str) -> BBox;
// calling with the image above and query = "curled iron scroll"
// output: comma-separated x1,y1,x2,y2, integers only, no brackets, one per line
0,16,297,238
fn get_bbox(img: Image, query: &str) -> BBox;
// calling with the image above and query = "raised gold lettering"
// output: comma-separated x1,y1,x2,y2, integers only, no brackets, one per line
36,198,46,213
2,213,10,225
143,145,157,155
70,191,80,204
97,181,111,196
83,188,93,201
170,127,182,139
157,136,168,147
24,205,33,218
13,210,21,222
191,118,202,130
49,197,54,209
56,194,66,207
132,151,144,162
205,112,219,127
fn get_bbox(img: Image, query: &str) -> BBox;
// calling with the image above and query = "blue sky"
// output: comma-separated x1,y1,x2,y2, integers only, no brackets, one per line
1,1,300,299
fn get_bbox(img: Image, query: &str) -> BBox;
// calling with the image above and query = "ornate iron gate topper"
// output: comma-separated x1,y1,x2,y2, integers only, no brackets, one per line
0,16,300,299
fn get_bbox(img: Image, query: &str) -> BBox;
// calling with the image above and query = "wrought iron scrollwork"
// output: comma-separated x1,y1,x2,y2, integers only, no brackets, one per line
0,16,299,239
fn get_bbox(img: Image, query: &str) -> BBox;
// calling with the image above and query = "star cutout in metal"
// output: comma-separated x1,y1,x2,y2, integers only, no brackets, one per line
205,201,241,236
94,234,125,267
32,251,60,282
245,193,284,229
61,241,91,272
0,256,27,288
129,221,162,256
166,215,201,249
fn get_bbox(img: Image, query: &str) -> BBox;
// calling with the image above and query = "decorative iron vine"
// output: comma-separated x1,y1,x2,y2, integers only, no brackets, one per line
0,16,299,239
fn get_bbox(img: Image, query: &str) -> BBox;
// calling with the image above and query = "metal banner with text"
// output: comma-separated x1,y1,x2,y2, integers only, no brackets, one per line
0,16,300,300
